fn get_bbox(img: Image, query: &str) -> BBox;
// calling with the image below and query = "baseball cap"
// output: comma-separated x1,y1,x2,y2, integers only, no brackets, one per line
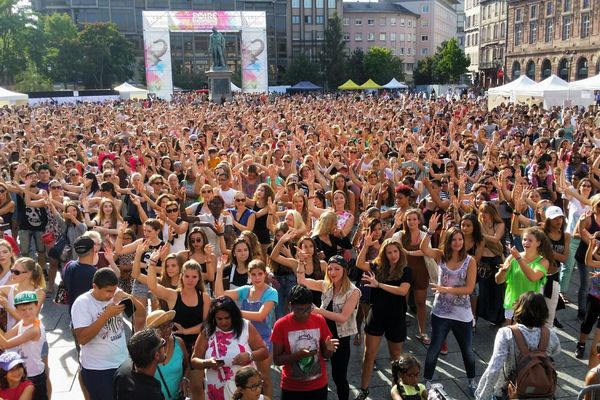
545,206,564,220
14,291,38,306
0,352,24,371
328,255,348,269
74,236,95,255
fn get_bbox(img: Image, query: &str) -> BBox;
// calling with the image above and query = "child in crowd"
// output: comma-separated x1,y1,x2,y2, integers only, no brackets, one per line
391,354,427,400
233,366,270,400
0,351,34,400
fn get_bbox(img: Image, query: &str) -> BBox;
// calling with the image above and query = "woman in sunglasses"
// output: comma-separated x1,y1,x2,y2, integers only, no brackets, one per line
226,192,256,236
156,201,189,254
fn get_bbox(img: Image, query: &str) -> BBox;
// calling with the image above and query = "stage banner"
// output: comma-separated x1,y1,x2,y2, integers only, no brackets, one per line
241,29,268,93
143,29,173,99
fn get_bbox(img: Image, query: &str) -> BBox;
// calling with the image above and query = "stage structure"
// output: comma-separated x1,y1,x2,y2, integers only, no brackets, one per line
142,11,268,99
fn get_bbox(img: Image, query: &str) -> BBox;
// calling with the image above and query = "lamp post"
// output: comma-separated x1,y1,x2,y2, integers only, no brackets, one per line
564,50,575,81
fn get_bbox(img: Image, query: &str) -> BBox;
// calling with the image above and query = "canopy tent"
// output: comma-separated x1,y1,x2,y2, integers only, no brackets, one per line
517,74,592,108
231,82,241,92
286,81,322,93
570,73,600,90
487,75,536,108
383,78,408,89
113,82,148,100
338,79,361,90
0,87,28,106
360,79,383,90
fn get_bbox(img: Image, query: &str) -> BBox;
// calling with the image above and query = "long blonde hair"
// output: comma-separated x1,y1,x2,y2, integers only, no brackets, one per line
13,257,46,290
313,211,337,236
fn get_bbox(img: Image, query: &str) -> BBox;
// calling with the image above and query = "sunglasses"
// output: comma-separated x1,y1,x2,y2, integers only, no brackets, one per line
10,269,28,276
234,198,246,202
190,237,203,244
201,190,212,194
51,186,62,190
70,173,80,177
283,160,292,164
152,181,164,185
166,208,178,213
0,189,6,194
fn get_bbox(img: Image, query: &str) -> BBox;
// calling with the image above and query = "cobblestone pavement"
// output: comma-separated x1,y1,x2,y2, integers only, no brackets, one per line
45,274,589,399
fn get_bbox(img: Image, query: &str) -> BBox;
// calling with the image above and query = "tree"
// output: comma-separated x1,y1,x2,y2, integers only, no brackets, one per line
319,13,346,89
433,38,470,84
346,48,367,84
15,62,52,92
363,47,404,85
413,56,435,85
78,23,134,88
43,13,81,88
284,53,320,84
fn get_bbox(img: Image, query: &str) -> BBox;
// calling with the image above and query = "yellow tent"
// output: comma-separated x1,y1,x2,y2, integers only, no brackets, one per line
360,79,383,89
338,79,361,90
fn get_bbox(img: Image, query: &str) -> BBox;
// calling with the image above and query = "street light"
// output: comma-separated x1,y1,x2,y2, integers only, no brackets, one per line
564,50,575,81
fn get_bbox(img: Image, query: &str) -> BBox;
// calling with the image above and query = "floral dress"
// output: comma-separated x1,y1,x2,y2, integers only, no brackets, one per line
205,320,252,400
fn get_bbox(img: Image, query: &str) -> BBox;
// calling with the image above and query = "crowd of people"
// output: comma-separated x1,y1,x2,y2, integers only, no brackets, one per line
0,91,597,400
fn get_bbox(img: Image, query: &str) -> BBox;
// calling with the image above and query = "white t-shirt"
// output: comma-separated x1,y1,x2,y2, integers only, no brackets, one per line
71,291,128,370
218,188,237,208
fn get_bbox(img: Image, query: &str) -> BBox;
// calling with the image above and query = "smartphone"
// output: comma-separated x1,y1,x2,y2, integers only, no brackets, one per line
118,298,134,317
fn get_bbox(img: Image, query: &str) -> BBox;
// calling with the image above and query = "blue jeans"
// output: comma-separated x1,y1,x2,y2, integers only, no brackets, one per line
424,314,476,380
577,260,590,315
81,367,118,400
560,238,580,293
275,274,297,320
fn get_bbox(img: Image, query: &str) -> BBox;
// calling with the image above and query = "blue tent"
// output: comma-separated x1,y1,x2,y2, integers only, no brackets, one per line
286,81,322,93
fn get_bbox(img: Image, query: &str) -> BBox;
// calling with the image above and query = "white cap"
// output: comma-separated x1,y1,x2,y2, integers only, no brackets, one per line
545,206,564,220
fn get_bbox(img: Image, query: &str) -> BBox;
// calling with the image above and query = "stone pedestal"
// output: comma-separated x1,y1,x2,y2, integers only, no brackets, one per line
206,68,233,103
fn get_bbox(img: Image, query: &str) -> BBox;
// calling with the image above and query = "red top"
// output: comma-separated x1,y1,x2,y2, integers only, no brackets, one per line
0,380,33,400
271,313,332,392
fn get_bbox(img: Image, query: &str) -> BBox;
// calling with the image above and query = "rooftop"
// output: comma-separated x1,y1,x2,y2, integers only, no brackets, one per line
343,2,420,16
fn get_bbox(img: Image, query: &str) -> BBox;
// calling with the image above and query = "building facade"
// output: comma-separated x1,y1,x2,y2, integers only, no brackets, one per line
506,0,599,83
479,0,506,86
455,0,466,48
342,2,419,78
31,0,289,84
464,0,480,82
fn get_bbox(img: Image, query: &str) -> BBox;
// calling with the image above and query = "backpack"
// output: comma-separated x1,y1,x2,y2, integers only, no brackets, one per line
507,326,557,399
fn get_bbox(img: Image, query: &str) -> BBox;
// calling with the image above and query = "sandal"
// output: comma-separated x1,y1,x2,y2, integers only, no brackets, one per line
353,333,361,346
416,333,431,345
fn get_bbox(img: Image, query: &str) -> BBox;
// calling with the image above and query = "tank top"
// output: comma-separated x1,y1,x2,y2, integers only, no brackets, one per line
432,255,473,323
140,241,164,275
16,320,45,377
163,218,186,253
576,215,600,263
504,255,547,309
155,337,184,400
252,203,270,244
173,290,203,352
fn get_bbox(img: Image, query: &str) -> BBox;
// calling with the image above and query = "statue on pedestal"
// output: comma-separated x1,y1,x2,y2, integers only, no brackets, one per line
209,27,226,69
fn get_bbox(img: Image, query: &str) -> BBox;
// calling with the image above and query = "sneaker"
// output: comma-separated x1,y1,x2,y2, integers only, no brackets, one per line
354,388,369,400
440,342,448,355
576,342,586,359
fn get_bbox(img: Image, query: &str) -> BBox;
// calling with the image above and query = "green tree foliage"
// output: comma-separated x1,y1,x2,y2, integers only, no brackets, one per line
43,13,81,88
319,13,346,89
413,56,435,85
433,38,470,83
363,47,404,85
284,53,320,85
0,0,42,85
78,23,134,88
15,63,52,92
346,48,367,84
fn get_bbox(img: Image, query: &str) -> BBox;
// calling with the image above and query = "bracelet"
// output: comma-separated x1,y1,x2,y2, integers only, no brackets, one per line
426,231,434,237
217,232,224,237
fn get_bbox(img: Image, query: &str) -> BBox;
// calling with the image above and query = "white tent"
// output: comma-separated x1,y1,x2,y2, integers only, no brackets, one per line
114,82,148,100
383,78,408,89
231,82,241,92
570,73,600,90
487,75,536,108
517,74,592,108
0,87,28,106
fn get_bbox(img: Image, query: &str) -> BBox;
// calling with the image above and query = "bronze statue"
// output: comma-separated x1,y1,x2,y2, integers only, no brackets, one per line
209,27,226,69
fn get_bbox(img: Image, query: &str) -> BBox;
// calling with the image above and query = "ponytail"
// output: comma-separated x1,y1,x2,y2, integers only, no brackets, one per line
13,257,46,290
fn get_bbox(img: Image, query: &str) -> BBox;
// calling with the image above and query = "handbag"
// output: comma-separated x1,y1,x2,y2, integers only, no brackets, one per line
54,281,69,305
41,232,55,248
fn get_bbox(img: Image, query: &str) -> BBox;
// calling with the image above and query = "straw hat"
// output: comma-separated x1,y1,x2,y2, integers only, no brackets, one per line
146,310,176,329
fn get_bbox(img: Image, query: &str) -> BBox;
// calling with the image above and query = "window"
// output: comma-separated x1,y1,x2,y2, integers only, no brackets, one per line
421,20,429,27
316,31,324,40
292,31,300,40
501,22,506,38
380,33,386,41
368,32,375,41
422,4,429,13
466,35,470,47
421,35,429,41
355,18,362,25
355,33,362,41
475,32,478,44
530,5,537,19
420,48,428,55
408,19,412,27
390,33,396,41
343,17,349,26
514,23,523,45
582,0,590,8
304,15,312,24
292,0,299,8
563,0,571,12
316,15,324,24
408,47,412,55
367,19,374,26
493,24,498,39
515,8,522,23
327,0,335,8
545,19,553,42
380,17,386,26
494,3,498,16
529,21,537,43
343,34,350,41
304,0,311,8
292,15,300,24
400,18,405,27
546,2,553,16
581,13,590,38
390,17,396,26
399,33,405,41
562,15,571,39
400,47,404,55
316,0,323,7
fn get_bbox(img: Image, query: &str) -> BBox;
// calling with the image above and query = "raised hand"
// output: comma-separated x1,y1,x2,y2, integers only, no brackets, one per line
428,213,441,232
